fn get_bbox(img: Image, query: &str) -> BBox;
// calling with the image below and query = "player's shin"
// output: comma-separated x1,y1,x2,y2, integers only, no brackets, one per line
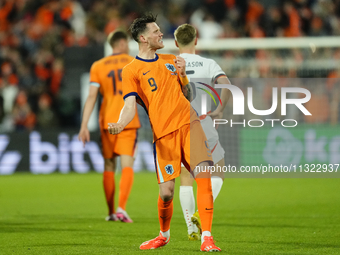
103,171,115,215
195,173,213,239
211,177,223,202
180,168,198,235
180,186,197,234
211,158,225,201
118,166,134,210
158,195,173,240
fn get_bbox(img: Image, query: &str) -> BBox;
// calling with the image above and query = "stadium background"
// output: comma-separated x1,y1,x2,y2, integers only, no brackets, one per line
0,0,339,174
1,1,340,254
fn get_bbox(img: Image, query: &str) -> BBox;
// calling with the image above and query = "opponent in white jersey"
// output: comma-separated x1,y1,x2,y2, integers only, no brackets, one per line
174,24,231,240
181,54,226,164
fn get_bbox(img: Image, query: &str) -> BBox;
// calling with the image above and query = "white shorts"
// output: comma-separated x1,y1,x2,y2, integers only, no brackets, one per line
181,116,225,167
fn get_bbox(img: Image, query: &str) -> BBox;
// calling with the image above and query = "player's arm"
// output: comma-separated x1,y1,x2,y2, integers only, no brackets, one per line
108,96,136,135
208,76,231,121
181,78,193,102
175,55,193,101
78,85,99,147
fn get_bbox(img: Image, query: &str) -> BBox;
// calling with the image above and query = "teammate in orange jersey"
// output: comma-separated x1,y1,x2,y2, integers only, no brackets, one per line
78,30,140,223
108,14,221,252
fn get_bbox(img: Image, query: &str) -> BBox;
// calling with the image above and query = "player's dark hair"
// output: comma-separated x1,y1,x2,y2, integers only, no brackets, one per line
129,13,158,42
107,30,128,48
174,24,197,46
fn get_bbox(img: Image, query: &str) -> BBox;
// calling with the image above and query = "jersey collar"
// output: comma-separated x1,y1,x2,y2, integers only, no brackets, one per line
136,54,159,62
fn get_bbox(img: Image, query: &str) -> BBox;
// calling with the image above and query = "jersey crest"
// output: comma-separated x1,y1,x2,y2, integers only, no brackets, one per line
165,63,176,73
165,164,174,175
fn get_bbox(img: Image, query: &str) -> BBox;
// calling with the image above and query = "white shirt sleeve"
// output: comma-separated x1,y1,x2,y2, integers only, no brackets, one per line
209,59,226,84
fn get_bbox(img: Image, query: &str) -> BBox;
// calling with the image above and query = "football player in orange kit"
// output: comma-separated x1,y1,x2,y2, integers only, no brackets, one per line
78,30,140,223
108,14,221,252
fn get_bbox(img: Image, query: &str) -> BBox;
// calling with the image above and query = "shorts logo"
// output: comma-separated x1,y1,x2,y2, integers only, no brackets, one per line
165,63,176,73
165,164,174,175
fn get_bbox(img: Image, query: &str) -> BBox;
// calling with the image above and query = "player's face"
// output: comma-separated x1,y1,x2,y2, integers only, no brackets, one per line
145,22,164,50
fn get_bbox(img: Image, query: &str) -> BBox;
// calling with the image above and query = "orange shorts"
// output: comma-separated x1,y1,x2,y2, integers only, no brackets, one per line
153,122,212,184
100,128,138,159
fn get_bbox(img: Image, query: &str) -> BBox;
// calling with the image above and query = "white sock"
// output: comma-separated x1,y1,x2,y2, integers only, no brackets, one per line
179,186,198,234
201,231,211,244
160,230,170,240
211,177,223,202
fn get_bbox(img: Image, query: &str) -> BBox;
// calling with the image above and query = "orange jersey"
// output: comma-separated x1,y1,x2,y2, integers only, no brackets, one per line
90,53,141,130
122,53,198,141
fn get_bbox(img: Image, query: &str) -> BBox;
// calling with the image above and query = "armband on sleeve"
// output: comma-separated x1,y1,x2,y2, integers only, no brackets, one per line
180,75,189,87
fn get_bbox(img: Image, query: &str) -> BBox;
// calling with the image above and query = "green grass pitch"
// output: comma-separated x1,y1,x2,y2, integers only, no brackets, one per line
1,172,340,254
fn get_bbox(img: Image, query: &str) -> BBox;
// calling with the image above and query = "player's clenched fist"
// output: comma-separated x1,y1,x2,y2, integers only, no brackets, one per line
174,55,186,77
108,123,124,135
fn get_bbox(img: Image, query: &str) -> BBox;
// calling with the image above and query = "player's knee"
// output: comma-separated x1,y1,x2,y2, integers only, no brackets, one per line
211,172,224,180
159,179,175,201
180,176,194,186
120,155,134,168
104,161,115,171
160,188,174,202
161,193,173,202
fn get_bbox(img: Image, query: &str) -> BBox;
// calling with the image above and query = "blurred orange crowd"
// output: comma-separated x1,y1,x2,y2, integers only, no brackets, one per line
0,0,339,131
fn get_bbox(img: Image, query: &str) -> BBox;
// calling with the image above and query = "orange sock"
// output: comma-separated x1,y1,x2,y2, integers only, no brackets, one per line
103,171,115,215
196,177,214,232
118,167,134,210
158,195,173,232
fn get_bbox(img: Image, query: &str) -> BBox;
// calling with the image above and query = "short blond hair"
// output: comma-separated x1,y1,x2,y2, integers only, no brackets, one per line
107,30,128,48
174,24,196,46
